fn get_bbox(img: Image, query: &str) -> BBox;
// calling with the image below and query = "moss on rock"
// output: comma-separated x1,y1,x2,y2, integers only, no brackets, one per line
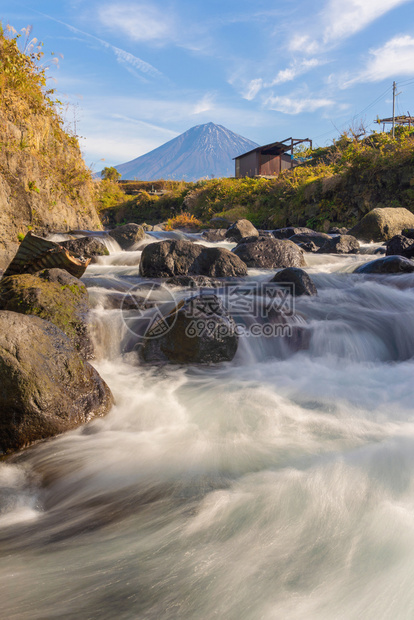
0,268,93,357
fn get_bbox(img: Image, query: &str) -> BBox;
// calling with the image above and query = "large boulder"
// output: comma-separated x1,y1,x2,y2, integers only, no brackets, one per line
289,231,331,249
0,311,113,455
232,236,305,269
225,219,259,242
353,256,414,274
139,240,247,278
349,207,414,242
60,237,109,260
108,223,146,249
270,268,317,296
140,294,238,364
0,268,93,358
385,235,414,258
317,235,360,254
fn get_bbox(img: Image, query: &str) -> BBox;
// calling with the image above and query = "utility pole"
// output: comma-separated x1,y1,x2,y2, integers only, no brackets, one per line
392,81,396,138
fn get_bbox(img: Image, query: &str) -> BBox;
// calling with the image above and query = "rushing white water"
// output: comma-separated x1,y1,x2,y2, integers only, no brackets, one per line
2,233,414,620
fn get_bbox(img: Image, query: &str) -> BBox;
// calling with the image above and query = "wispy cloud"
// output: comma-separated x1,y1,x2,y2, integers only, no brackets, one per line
193,93,216,114
341,35,414,86
98,3,174,43
242,79,263,101
264,94,335,115
267,59,321,86
35,10,163,78
290,0,413,53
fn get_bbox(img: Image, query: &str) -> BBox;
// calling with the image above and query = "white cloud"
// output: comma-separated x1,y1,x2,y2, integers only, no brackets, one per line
193,93,215,114
37,11,163,78
268,59,321,86
264,95,335,115
243,79,263,101
290,0,413,53
98,3,174,43
344,35,414,85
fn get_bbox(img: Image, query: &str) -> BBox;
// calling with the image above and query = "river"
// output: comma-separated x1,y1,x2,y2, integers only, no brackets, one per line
2,232,414,619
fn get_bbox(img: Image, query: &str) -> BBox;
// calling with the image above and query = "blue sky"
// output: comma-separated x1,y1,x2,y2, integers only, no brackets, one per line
3,0,414,171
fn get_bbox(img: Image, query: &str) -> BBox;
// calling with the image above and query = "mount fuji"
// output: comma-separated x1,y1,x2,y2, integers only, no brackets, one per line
113,122,259,181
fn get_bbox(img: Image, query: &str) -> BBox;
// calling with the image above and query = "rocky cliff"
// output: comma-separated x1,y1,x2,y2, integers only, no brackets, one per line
0,28,102,270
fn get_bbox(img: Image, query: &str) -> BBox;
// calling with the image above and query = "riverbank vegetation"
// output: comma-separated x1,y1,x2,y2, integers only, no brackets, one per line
101,127,414,231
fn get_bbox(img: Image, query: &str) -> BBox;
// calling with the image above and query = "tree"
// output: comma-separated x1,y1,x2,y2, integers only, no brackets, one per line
101,166,121,181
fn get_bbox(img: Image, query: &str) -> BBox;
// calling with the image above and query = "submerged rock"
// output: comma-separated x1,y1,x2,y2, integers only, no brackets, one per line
317,235,360,254
225,219,259,242
139,240,247,278
232,236,305,269
353,255,414,274
108,223,146,249
140,294,238,364
0,311,113,455
349,207,414,242
270,267,317,296
0,268,93,358
165,275,225,288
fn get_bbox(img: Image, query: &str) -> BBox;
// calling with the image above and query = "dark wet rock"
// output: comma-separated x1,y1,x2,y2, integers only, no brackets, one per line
328,227,349,235
272,227,314,239
0,311,113,455
270,268,317,296
165,275,225,288
402,228,414,240
353,255,414,274
201,229,227,242
289,231,331,249
225,219,259,242
209,217,229,227
317,235,360,254
108,223,146,249
349,207,414,242
232,236,305,269
297,241,319,253
0,268,93,358
60,237,109,260
140,294,238,364
139,240,247,278
386,235,414,258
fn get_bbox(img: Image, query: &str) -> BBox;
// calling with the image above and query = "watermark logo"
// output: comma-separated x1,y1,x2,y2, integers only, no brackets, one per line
120,281,178,339
120,281,296,340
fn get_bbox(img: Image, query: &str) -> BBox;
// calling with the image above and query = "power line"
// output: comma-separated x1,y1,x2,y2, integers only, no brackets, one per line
311,85,392,142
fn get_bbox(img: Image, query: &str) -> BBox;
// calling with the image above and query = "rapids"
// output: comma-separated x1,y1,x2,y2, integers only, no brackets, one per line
2,232,414,620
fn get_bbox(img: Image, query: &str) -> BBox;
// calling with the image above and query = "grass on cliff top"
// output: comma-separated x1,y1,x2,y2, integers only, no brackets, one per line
100,125,414,231
0,24,60,120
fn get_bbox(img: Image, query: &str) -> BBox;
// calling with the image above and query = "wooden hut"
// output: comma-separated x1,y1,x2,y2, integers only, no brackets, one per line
234,137,312,178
